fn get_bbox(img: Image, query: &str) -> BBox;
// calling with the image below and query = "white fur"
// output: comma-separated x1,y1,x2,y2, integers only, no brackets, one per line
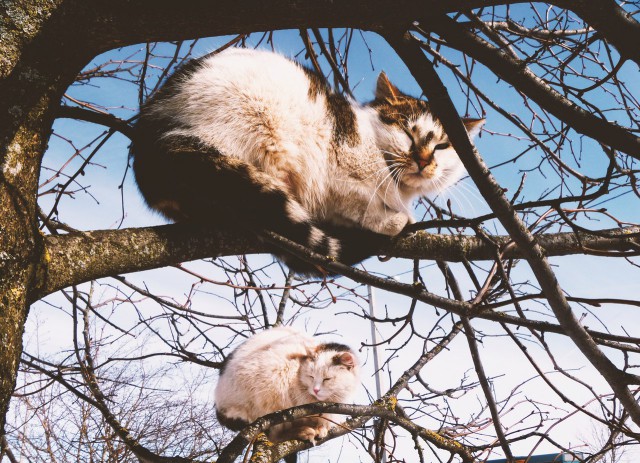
215,327,360,443
152,48,483,236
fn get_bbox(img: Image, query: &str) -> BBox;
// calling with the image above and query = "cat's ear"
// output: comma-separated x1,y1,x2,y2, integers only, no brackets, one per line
463,118,486,139
375,72,402,103
333,352,356,370
303,339,318,355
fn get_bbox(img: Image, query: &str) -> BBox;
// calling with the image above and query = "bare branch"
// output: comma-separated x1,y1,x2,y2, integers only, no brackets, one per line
416,15,640,158
567,0,640,64
36,223,640,302
56,105,135,139
383,27,640,427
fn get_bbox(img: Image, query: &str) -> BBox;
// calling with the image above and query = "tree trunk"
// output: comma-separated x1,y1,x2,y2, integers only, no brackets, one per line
0,1,93,436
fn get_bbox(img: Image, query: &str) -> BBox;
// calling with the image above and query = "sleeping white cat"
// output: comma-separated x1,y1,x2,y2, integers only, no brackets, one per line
214,327,360,444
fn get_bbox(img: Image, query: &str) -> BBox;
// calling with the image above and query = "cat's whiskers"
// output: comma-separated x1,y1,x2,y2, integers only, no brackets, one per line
331,159,399,192
451,180,482,217
432,176,452,211
430,170,471,215
363,162,400,220
367,162,409,224
441,177,467,215
378,149,406,177
354,155,406,190
373,148,417,216
384,164,408,214
331,152,397,184
431,175,469,219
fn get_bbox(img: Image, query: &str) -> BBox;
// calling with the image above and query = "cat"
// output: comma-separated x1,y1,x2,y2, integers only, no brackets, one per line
214,326,360,447
130,48,484,273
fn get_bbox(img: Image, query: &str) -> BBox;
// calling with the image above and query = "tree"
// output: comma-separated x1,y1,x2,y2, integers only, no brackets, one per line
1,1,640,462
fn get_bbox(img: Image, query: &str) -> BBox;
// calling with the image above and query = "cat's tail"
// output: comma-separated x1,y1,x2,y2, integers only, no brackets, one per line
215,409,249,432
267,221,392,276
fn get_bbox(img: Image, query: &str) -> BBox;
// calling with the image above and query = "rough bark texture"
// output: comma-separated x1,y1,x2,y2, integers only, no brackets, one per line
0,1,94,438
32,224,640,303
2,0,640,445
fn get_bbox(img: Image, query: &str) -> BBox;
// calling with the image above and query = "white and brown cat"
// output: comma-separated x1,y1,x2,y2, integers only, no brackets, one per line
214,326,360,445
131,48,484,272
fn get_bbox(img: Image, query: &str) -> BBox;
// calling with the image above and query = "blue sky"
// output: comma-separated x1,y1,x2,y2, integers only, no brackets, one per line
31,12,640,462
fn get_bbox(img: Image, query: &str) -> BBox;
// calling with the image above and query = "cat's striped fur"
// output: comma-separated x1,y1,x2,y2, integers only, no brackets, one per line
130,48,484,273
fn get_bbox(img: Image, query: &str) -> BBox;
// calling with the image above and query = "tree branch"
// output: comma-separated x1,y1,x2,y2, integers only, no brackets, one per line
565,0,640,65
382,27,640,426
416,15,640,158
35,223,640,302
79,0,521,51
261,231,640,352
35,223,260,302
217,402,474,463
56,105,135,139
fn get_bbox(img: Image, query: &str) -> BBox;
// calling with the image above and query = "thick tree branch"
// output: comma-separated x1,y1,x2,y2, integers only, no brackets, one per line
80,0,516,51
1,0,91,438
383,28,640,426
35,224,260,303
565,0,640,65
417,15,640,158
56,106,135,139
35,223,640,302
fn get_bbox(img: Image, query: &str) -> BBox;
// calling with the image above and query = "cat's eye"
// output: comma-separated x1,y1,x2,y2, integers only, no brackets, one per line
323,377,333,382
402,128,416,146
434,142,451,151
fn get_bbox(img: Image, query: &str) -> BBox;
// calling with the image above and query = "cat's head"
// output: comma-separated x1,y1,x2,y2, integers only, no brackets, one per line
371,72,484,194
299,343,360,402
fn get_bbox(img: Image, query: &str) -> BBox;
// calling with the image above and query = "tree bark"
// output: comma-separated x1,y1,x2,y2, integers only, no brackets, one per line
2,0,639,443
0,0,96,437
31,224,640,303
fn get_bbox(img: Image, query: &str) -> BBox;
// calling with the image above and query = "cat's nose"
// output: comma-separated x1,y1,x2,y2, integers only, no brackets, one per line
416,159,429,171
413,151,433,171
313,386,320,394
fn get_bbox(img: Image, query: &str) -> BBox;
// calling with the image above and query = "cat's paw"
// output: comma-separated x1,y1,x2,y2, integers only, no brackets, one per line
295,426,319,446
315,425,329,440
378,212,411,236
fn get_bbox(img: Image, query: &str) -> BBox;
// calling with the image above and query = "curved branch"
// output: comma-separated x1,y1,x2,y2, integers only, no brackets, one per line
382,27,640,426
35,223,640,302
564,0,640,65
56,106,135,139
418,15,640,158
